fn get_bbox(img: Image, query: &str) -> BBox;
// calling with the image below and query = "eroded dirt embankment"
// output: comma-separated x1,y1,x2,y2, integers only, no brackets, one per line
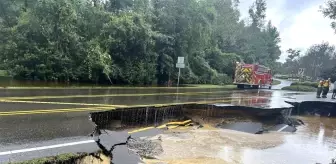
84,103,297,163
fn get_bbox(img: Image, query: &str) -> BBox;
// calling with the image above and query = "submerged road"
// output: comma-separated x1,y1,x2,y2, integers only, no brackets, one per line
0,81,315,161
0,87,300,145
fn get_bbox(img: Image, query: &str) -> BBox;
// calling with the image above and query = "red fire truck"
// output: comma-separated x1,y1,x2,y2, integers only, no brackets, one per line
233,62,273,89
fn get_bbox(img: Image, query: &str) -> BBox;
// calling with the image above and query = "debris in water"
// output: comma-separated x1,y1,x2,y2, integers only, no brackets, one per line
269,124,296,132
127,136,163,159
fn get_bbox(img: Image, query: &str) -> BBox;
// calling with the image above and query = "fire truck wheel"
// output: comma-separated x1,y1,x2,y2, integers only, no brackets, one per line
237,84,244,89
258,81,262,89
269,85,272,89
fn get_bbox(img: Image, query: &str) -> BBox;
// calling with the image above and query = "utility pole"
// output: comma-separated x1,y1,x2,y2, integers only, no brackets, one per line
175,57,185,88
175,57,185,103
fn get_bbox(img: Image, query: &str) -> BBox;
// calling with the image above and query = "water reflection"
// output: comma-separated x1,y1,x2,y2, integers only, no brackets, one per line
218,117,336,164
228,90,293,108
317,125,325,145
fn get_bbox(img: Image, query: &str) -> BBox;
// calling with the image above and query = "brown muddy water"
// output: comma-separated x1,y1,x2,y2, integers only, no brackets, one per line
145,116,336,164
90,103,336,164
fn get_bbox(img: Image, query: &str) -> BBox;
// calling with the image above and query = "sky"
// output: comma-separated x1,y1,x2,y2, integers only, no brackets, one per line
238,0,336,62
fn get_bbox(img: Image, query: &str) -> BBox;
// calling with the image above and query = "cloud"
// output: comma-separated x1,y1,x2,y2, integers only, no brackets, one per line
238,0,336,62
280,5,336,61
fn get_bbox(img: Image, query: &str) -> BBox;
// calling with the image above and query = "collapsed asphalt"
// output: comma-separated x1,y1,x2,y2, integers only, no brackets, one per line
0,84,336,163
0,88,285,146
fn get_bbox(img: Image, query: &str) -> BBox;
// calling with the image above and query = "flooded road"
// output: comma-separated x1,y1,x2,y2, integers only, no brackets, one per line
219,116,336,164
0,88,295,146
144,116,336,164
0,85,335,163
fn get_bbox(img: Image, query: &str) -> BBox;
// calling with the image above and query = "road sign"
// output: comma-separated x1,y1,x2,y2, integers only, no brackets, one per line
177,57,184,64
176,63,185,68
176,57,185,88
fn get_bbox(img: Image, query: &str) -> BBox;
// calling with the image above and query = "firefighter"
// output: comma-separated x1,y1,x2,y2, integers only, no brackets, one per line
316,80,324,98
322,78,331,98
332,80,336,99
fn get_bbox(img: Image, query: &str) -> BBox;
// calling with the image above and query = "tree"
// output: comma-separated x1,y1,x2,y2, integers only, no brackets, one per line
0,0,283,85
282,42,336,79
322,0,336,33
248,0,266,28
286,48,300,61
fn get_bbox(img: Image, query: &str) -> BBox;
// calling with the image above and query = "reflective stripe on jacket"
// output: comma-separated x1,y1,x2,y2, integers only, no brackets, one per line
318,81,323,88
323,80,330,87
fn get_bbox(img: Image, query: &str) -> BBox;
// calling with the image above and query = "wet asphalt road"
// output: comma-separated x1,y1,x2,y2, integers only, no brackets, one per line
1,82,336,163
0,83,313,152
0,87,302,146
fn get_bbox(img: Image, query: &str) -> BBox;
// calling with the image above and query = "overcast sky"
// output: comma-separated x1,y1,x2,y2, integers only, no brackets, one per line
238,0,336,62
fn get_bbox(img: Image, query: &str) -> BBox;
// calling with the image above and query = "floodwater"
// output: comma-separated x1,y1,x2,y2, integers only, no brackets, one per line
147,117,336,164
0,82,335,163
220,116,336,164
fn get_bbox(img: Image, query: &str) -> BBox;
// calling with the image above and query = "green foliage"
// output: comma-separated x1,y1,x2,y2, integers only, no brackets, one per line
282,82,318,92
272,79,281,85
321,66,336,82
0,0,282,85
281,42,336,79
282,85,316,92
291,82,318,88
10,153,83,164
184,84,236,89
322,0,336,32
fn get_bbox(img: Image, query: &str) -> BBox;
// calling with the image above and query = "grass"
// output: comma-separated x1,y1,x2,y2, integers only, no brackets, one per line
0,70,8,76
282,81,318,92
291,82,318,88
272,79,281,85
10,153,85,164
183,84,237,89
1,84,238,89
282,85,316,92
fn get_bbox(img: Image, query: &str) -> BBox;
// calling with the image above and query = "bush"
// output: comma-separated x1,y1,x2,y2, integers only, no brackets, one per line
291,82,318,88
282,85,316,92
211,73,232,85
272,79,281,85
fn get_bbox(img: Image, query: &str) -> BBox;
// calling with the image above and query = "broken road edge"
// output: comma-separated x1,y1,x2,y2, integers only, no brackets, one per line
8,100,336,164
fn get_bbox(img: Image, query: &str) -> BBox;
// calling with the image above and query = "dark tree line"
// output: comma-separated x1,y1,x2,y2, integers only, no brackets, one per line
0,0,282,85
322,0,336,81
282,42,336,79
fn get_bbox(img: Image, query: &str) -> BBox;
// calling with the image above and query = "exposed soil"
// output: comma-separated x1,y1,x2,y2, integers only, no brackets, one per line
77,154,110,164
